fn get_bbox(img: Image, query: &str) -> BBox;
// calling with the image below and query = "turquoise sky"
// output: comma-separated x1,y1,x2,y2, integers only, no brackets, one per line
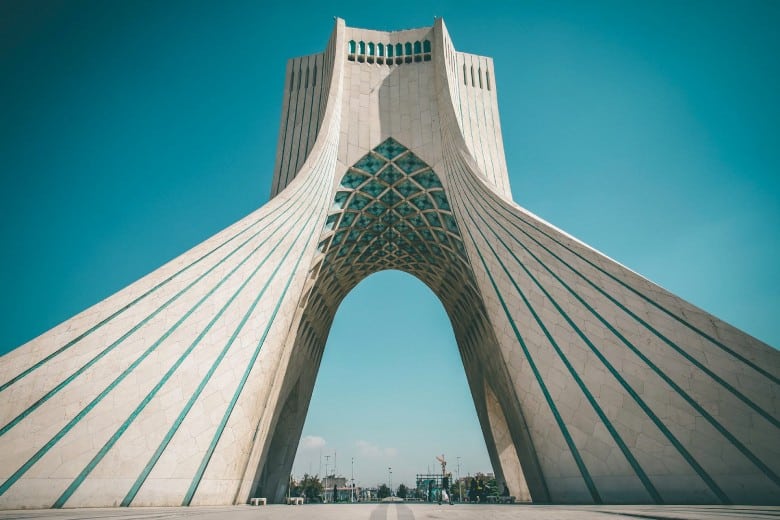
1,0,778,489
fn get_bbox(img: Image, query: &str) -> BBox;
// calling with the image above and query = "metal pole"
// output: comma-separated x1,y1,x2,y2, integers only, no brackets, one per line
457,457,462,503
324,455,330,502
351,457,355,503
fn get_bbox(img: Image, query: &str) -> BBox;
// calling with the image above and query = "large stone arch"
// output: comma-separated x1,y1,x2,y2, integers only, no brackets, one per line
248,139,543,503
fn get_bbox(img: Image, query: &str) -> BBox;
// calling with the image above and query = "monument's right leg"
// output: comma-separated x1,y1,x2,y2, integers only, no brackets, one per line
446,152,780,504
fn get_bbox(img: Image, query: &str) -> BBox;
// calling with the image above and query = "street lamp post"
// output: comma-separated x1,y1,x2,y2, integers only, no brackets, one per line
457,457,462,503
351,457,355,503
388,467,392,496
324,455,330,502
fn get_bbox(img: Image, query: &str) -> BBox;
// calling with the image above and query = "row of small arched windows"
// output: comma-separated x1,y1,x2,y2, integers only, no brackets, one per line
464,63,491,91
347,39,432,64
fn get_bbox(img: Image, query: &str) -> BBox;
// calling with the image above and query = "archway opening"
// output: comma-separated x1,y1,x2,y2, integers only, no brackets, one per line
292,269,491,499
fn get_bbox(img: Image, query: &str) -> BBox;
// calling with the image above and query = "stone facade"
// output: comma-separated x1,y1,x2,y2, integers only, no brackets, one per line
0,19,778,509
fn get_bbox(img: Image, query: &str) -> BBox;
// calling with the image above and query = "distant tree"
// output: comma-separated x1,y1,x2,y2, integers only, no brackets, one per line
468,477,478,502
295,473,323,502
396,483,408,499
485,476,499,497
378,483,391,499
449,480,460,502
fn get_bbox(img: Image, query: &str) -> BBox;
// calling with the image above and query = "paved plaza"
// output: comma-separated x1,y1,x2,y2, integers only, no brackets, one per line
0,504,778,520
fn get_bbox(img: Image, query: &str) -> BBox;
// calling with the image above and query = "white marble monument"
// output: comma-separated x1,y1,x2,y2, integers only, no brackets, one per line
1,19,778,508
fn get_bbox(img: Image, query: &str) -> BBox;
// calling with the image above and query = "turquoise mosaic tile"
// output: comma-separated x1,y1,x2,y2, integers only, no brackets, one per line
431,190,450,210
355,214,373,228
366,202,387,216
443,214,458,233
396,153,427,174
374,138,406,160
361,179,387,198
341,170,369,189
425,213,442,228
333,191,349,209
383,212,400,225
378,164,404,185
395,179,422,197
354,153,386,174
380,189,401,206
339,212,356,228
394,202,414,217
372,222,386,233
326,214,339,230
410,215,426,228
410,194,434,211
413,169,443,189
351,193,371,210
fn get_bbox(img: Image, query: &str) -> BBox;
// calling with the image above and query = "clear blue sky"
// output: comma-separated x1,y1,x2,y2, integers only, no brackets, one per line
1,0,778,490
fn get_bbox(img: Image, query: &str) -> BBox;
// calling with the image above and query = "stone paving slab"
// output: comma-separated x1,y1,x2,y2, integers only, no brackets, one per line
0,504,779,520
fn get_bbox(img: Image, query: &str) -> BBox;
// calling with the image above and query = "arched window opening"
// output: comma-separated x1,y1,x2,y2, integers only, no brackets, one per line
387,44,394,58
486,70,491,91
423,40,431,53
478,67,483,89
414,41,422,54
396,43,403,56
348,40,356,54
357,41,365,63
368,42,375,56
470,65,475,87
405,42,413,63
378,43,384,57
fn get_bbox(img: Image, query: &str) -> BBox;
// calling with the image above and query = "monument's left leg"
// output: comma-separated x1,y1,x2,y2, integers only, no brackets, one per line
0,157,333,508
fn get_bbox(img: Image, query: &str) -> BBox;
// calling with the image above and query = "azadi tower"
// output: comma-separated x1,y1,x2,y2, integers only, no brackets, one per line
1,18,778,509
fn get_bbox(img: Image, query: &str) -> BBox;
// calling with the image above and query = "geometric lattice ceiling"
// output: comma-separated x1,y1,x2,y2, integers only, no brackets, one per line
314,138,474,302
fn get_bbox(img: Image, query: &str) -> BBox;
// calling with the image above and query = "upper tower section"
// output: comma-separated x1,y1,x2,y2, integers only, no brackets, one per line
270,18,512,200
